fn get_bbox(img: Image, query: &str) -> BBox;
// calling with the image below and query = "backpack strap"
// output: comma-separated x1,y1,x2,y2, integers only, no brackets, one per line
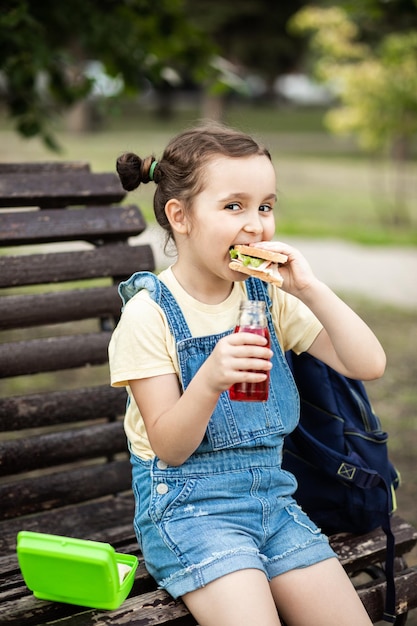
382,522,396,623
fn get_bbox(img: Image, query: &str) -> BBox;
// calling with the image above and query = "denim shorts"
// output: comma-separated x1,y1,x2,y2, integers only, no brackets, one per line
131,447,336,599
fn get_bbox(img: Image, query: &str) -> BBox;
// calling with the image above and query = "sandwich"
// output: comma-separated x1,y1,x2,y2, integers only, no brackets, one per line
229,243,288,287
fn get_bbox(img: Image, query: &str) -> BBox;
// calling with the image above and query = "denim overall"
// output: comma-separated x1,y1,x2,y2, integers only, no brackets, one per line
119,272,335,598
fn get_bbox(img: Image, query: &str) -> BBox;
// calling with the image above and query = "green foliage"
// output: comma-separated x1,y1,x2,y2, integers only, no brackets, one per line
0,0,215,149
290,5,417,224
326,32,417,154
290,6,417,153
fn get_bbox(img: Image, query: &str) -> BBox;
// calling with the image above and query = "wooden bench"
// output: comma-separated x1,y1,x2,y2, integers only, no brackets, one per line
0,161,416,625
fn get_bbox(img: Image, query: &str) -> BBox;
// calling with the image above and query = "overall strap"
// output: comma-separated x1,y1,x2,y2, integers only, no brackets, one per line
118,271,192,341
245,277,272,307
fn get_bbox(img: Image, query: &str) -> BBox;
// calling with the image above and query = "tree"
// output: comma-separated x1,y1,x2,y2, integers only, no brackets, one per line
0,0,215,149
290,4,417,225
186,0,308,92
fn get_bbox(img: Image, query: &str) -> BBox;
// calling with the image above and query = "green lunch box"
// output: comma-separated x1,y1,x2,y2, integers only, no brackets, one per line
16,531,138,610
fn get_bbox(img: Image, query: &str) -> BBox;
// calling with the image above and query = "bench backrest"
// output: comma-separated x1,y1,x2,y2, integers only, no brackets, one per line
0,162,154,552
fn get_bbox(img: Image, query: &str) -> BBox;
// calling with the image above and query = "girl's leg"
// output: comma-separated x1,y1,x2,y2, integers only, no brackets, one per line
182,568,282,626
270,557,372,626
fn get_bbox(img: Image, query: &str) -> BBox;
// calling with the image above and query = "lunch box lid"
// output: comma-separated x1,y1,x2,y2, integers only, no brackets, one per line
17,531,138,610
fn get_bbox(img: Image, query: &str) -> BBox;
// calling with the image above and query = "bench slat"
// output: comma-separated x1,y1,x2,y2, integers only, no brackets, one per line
0,332,111,378
0,162,91,174
329,516,417,574
0,493,135,554
0,460,132,519
0,587,195,626
0,588,195,626
357,567,417,623
0,286,120,329
0,172,125,208
0,243,154,287
0,386,126,431
0,421,126,476
0,206,146,246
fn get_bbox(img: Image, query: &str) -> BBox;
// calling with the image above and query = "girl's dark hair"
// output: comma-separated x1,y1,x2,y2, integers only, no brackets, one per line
116,121,271,245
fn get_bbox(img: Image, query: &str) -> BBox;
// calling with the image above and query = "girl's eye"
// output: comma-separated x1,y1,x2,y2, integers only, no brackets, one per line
259,204,273,213
225,202,241,211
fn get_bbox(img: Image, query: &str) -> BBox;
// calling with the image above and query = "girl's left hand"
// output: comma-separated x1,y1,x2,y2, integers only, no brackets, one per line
251,241,318,296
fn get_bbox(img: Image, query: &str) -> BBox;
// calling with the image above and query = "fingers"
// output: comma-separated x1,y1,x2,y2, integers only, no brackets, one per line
228,333,272,363
249,240,294,256
226,334,273,371
204,334,273,393
229,331,270,347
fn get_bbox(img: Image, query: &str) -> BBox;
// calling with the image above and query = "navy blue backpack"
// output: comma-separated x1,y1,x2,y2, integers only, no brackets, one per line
283,350,400,623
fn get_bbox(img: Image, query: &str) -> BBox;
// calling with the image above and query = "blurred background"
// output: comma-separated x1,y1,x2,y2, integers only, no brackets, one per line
1,2,416,623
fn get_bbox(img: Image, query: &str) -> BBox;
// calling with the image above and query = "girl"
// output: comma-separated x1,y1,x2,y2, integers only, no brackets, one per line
109,123,385,625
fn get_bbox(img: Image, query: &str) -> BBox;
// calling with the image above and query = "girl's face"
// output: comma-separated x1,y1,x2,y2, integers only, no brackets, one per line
182,154,277,285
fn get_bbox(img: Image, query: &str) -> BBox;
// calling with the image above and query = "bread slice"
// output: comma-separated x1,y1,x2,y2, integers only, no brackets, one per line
229,260,285,287
233,244,288,265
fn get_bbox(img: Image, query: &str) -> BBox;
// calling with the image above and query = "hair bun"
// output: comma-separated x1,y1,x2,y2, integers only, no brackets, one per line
116,152,142,191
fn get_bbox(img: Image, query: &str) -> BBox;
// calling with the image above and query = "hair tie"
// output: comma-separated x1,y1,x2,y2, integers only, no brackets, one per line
149,161,158,182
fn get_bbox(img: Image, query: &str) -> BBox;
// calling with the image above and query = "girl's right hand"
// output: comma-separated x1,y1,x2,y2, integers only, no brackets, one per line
202,332,273,395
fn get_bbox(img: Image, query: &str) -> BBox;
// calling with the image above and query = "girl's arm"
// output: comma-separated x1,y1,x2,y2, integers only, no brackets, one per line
255,241,386,380
302,280,386,380
129,331,272,466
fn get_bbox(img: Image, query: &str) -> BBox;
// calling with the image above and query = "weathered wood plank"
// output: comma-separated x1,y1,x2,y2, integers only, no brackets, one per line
0,162,91,174
0,386,125,431
0,594,88,626
329,516,417,573
0,589,196,626
0,584,194,626
0,243,154,287
0,286,121,329
357,567,417,623
0,421,126,476
0,386,126,431
0,205,146,246
0,172,125,208
0,460,132,519
0,493,135,554
0,332,111,378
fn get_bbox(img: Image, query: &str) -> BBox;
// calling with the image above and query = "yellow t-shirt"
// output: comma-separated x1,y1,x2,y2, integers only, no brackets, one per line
108,267,322,459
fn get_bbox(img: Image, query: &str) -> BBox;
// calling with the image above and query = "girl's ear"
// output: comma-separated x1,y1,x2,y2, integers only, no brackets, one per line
165,199,190,235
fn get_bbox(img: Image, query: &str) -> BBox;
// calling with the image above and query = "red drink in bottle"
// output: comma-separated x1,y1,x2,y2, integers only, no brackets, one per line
229,301,270,402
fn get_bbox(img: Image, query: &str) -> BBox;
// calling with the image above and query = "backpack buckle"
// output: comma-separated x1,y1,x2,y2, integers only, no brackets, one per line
337,463,357,481
338,463,381,488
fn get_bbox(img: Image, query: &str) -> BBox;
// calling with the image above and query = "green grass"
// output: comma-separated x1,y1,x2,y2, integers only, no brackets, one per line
1,102,416,246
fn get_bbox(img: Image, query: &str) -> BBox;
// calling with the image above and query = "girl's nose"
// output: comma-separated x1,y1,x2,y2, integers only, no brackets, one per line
243,214,263,235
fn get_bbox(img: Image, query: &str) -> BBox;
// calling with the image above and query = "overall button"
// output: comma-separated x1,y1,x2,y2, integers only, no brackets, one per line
156,459,168,470
156,483,169,495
